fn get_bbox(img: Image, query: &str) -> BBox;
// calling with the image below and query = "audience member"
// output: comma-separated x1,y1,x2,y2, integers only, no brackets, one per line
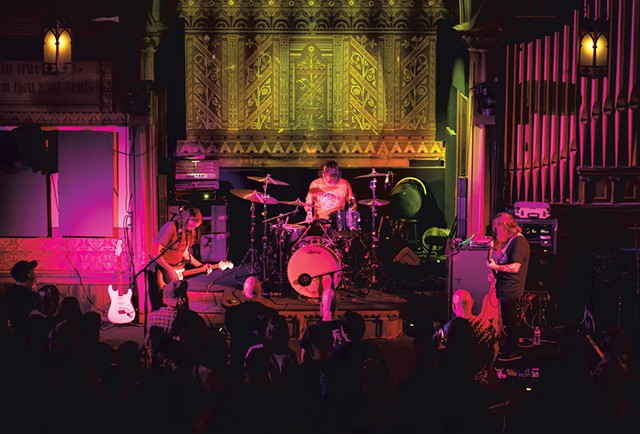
4,259,38,339
48,295,83,355
592,326,640,433
30,284,60,331
300,287,343,362
146,278,206,368
224,276,277,369
438,289,499,388
262,313,298,385
291,321,342,434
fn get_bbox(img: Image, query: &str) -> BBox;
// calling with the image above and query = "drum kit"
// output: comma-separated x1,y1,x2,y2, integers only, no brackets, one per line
230,168,394,298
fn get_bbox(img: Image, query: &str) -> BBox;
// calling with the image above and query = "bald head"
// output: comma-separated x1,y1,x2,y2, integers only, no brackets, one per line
243,276,263,301
452,289,474,318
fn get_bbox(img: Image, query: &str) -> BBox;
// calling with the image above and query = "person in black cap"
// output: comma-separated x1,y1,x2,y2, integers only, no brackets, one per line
4,260,38,339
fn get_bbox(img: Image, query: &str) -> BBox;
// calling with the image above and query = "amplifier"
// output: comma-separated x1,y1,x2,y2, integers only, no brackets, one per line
175,172,217,180
174,158,219,180
174,180,220,190
516,218,557,255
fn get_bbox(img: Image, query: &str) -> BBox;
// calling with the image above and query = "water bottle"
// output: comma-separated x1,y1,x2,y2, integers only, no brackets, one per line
533,326,541,346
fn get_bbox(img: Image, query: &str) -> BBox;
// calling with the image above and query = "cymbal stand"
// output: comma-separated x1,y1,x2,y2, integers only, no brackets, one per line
360,177,386,293
263,210,297,294
260,182,272,285
235,200,259,276
336,236,357,290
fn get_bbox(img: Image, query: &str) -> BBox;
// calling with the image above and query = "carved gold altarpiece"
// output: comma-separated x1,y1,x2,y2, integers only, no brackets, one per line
178,0,448,167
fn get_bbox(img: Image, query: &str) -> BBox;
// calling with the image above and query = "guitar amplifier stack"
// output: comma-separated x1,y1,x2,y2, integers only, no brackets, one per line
172,158,220,203
516,218,558,295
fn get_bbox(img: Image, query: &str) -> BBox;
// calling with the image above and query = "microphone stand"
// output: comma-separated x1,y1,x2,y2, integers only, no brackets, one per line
298,267,345,294
131,236,181,361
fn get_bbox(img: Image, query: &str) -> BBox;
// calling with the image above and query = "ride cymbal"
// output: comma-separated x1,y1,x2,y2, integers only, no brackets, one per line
230,189,279,204
358,198,390,207
353,169,388,179
246,175,289,186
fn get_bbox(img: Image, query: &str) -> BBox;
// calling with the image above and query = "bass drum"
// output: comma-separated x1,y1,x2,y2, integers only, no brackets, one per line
390,177,427,220
287,236,341,298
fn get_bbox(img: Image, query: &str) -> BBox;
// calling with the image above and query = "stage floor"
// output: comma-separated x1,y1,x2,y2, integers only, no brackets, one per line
171,263,415,339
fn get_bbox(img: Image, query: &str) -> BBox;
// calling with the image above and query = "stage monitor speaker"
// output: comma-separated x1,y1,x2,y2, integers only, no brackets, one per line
447,246,501,332
393,246,420,266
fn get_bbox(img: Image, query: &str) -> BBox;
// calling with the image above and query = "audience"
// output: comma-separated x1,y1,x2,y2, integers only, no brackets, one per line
3,271,640,434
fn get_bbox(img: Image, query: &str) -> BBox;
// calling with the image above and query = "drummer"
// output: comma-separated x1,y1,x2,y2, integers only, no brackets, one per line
305,160,356,223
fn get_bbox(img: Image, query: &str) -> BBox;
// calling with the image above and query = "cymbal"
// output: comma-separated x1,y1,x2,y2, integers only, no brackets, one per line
279,198,319,208
354,170,387,179
247,175,289,186
230,189,279,205
358,198,390,207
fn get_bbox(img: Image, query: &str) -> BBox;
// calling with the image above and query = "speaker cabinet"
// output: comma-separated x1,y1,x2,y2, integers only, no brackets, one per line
447,245,501,332
168,205,228,262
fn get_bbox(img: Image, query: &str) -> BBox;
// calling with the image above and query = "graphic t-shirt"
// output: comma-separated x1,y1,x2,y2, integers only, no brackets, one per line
306,178,354,220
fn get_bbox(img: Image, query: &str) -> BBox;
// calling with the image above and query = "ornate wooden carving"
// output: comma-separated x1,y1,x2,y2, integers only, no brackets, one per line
179,0,447,164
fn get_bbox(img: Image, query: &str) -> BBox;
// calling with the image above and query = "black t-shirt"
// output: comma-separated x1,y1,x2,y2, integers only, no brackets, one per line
4,284,36,335
300,319,344,362
224,300,277,363
494,234,530,301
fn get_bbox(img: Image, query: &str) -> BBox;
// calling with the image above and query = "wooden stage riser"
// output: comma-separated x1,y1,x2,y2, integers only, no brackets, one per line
193,309,404,340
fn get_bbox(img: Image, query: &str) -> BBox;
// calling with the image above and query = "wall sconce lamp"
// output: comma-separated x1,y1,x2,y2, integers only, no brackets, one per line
43,20,73,75
578,4,609,78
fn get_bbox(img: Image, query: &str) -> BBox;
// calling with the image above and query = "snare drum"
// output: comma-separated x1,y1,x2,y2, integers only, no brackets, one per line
270,223,305,250
287,236,341,298
329,209,361,238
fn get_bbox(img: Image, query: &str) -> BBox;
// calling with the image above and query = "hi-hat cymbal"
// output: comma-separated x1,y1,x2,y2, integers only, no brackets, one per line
279,198,319,208
358,198,390,207
354,170,387,179
247,175,289,186
230,189,279,204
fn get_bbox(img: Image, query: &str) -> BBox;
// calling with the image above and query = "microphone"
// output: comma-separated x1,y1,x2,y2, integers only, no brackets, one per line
298,273,312,287
384,172,390,187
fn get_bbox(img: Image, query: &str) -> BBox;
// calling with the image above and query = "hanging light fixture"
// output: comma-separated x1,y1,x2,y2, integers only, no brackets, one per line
578,1,609,78
43,19,73,75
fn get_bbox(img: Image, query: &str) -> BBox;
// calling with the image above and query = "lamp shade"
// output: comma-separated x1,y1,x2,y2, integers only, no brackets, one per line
43,21,72,74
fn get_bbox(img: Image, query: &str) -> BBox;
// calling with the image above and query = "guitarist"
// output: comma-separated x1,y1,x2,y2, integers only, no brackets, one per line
150,207,209,310
486,212,530,362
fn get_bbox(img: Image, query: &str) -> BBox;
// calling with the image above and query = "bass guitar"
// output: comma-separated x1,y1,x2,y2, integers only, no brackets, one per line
479,243,502,335
107,240,136,324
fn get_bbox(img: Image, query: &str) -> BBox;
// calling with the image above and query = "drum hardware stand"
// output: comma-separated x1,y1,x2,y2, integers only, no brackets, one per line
358,177,387,294
235,200,260,278
298,268,344,301
263,209,299,295
259,181,275,287
335,237,357,290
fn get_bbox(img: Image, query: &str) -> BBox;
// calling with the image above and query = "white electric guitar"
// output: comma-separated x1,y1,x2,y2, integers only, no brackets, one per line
107,240,136,324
